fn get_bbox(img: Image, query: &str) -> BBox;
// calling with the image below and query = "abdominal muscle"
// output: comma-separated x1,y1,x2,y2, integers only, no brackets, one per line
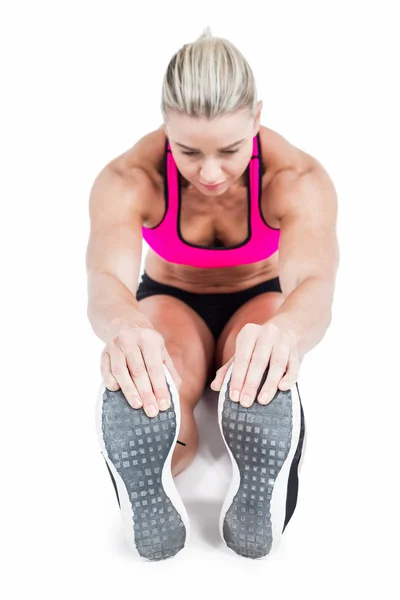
143,248,281,294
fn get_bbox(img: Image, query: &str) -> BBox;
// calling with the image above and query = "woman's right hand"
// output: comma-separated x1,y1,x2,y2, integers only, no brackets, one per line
100,325,182,418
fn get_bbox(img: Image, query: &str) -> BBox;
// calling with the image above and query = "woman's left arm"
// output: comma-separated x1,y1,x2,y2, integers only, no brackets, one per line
267,163,340,362
211,163,340,405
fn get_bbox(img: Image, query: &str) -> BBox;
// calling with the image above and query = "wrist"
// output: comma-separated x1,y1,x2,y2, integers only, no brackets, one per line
109,314,154,338
265,314,300,345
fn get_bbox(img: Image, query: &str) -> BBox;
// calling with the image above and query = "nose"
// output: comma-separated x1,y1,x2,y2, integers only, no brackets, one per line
201,179,220,186
200,173,223,186
200,159,222,184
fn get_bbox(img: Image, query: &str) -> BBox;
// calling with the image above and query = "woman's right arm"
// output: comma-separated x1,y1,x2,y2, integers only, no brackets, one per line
86,167,154,344
85,167,181,414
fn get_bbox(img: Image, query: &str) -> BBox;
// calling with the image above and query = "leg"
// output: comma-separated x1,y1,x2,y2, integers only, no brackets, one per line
97,292,214,560
138,294,215,476
214,291,306,556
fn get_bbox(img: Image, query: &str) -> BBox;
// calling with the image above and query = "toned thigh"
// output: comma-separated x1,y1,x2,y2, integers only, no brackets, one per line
137,294,216,408
215,291,285,368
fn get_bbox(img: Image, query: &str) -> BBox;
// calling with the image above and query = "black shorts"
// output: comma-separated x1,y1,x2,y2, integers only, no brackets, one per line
136,272,282,342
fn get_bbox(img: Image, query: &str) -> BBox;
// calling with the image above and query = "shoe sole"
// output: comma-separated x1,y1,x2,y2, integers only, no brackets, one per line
218,363,303,559
95,364,190,561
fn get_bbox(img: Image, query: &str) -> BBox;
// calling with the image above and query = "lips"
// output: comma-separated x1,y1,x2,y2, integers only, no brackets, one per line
201,181,225,188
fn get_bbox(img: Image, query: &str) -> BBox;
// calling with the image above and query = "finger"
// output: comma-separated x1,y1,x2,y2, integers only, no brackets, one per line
211,356,234,392
259,343,289,404
107,346,143,409
124,343,160,417
100,351,120,391
230,328,258,405
139,332,174,414
239,343,270,407
278,349,300,390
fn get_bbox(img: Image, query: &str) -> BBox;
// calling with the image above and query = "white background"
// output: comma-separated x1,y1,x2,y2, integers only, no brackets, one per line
1,1,399,598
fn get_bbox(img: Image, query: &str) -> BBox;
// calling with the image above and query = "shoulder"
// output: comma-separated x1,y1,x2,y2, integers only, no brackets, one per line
267,160,337,225
259,125,314,174
106,126,167,184
90,161,158,226
259,125,336,220
94,127,167,221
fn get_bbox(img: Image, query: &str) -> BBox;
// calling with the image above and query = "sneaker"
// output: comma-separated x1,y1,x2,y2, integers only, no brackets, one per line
217,363,305,559
95,364,190,561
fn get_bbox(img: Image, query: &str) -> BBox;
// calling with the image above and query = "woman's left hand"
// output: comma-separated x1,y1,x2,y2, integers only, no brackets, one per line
210,322,301,407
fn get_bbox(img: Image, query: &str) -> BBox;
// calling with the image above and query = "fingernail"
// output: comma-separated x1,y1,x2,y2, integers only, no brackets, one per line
280,382,290,390
147,405,158,417
231,390,239,402
241,394,251,407
258,392,268,404
159,398,170,411
131,395,142,408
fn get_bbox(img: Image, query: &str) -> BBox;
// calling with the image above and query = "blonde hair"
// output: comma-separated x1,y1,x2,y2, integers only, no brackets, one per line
161,27,258,121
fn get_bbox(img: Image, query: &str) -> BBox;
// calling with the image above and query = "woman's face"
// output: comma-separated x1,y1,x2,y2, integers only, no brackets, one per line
164,105,262,196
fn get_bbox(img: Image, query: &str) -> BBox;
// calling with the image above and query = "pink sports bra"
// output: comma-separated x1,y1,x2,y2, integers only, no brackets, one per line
142,133,280,268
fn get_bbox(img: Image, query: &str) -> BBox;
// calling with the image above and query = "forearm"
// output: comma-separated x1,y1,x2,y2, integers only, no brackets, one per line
268,276,335,361
87,272,153,344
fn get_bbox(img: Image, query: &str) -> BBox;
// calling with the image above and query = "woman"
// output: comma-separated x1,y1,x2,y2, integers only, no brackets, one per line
87,28,339,561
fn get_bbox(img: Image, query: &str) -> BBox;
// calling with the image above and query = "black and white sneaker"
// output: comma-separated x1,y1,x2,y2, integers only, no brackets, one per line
218,363,305,559
95,364,190,561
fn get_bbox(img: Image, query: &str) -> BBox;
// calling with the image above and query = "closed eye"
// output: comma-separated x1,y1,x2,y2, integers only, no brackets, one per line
182,149,239,156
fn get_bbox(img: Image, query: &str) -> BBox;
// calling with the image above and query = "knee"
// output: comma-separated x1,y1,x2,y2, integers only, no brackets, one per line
165,343,189,383
165,339,209,383
165,341,185,368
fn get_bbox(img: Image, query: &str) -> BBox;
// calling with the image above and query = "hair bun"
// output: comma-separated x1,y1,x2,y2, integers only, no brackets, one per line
199,26,213,39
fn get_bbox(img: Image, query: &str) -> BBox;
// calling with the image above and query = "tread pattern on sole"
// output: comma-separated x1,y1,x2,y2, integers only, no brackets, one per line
101,386,186,561
221,382,293,559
